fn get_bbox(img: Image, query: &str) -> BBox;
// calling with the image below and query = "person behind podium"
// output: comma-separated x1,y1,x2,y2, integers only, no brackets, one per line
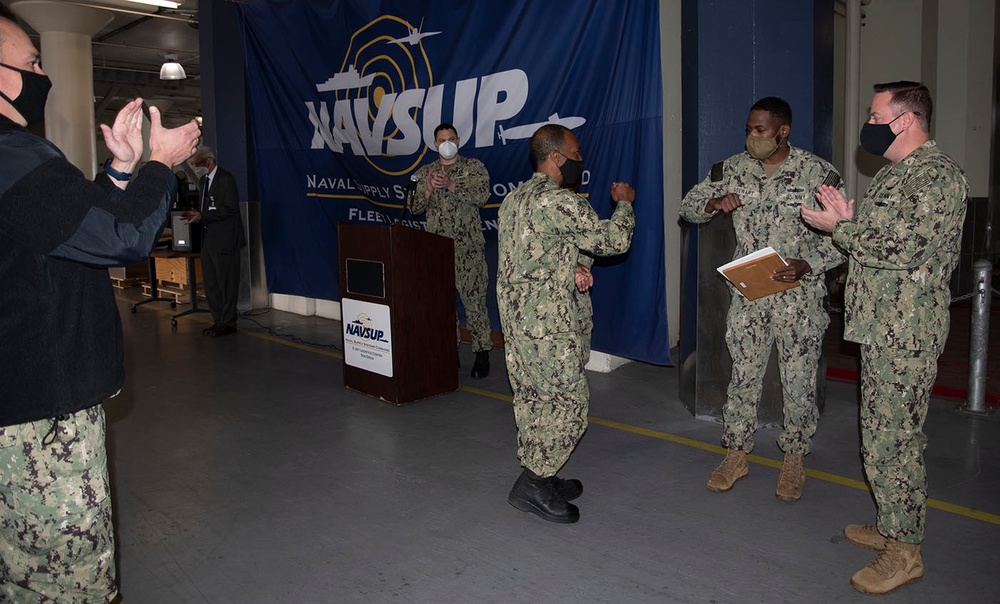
182,145,245,337
407,123,493,378
679,96,845,503
802,81,967,595
0,5,201,599
498,124,635,523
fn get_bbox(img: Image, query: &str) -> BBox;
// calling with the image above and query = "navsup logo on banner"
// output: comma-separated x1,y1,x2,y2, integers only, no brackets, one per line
238,0,672,365
304,14,586,204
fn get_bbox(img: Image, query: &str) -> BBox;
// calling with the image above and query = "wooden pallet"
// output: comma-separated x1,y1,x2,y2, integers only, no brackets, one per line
156,278,196,291
110,277,144,290
141,283,205,304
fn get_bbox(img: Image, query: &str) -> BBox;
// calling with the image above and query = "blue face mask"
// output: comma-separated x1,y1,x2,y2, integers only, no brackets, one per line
0,63,52,125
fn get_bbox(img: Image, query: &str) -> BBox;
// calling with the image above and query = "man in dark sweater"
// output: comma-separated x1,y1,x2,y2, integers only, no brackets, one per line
0,5,201,601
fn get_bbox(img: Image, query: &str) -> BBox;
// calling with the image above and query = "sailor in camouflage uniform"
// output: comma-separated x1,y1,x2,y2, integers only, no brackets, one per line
408,123,493,378
803,82,968,595
498,124,635,524
680,97,845,503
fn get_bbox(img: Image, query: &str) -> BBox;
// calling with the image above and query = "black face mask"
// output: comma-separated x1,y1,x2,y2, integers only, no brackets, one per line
557,152,585,186
859,112,905,157
0,63,52,125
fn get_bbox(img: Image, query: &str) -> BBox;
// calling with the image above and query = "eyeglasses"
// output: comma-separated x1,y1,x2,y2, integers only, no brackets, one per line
555,148,582,161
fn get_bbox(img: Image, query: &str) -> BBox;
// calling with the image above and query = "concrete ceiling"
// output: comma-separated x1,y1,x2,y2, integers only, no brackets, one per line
17,0,202,128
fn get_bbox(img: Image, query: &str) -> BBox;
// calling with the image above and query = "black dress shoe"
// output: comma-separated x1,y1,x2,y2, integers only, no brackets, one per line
210,324,237,337
508,468,579,523
202,324,220,336
554,476,583,501
470,350,490,378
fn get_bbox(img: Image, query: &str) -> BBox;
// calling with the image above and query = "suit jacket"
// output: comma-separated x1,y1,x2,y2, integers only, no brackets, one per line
199,166,245,253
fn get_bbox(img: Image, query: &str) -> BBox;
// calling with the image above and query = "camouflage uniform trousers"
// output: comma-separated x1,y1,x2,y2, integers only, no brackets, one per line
455,243,493,353
0,405,116,603
505,331,589,477
722,292,828,454
860,344,937,544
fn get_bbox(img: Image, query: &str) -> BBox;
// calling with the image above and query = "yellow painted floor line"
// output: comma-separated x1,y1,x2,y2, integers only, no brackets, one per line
251,331,344,358
120,293,1000,526
458,384,512,403
118,294,345,358
456,385,1000,526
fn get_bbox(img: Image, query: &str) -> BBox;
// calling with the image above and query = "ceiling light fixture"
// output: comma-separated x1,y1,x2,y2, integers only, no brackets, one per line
127,0,182,9
159,55,186,80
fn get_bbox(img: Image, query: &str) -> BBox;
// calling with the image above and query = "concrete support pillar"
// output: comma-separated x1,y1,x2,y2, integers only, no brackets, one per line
11,1,112,178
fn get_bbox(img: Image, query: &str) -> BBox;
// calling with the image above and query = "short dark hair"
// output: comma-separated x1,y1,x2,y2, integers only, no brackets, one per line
0,2,16,23
750,96,792,126
529,124,568,169
434,123,456,138
873,81,932,132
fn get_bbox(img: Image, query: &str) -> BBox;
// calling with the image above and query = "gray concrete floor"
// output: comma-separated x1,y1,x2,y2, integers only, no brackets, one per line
109,294,1000,603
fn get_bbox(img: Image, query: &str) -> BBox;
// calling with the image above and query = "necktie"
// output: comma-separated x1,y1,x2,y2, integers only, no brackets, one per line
200,175,209,213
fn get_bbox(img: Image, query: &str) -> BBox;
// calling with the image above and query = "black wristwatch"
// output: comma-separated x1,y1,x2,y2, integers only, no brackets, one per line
104,158,133,181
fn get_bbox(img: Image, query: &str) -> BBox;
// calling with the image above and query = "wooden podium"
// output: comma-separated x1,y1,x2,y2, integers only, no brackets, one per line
338,223,458,405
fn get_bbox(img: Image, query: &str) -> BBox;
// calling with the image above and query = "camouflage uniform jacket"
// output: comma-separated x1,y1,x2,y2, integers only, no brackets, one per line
680,145,845,299
498,172,635,339
409,155,490,249
833,141,968,353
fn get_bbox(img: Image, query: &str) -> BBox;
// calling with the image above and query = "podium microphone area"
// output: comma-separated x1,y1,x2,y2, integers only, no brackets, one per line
399,172,421,222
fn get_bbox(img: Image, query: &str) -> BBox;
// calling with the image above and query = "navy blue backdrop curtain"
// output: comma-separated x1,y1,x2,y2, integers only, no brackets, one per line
236,0,671,365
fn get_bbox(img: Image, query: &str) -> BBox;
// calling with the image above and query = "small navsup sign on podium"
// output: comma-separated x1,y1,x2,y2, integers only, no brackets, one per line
342,298,393,377
338,223,457,405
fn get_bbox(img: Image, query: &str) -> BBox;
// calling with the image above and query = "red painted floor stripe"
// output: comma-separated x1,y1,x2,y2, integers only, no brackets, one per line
825,367,1000,405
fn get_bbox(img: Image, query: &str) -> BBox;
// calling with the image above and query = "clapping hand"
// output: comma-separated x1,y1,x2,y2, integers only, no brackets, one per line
148,105,201,168
801,185,854,233
429,169,454,192
101,98,145,180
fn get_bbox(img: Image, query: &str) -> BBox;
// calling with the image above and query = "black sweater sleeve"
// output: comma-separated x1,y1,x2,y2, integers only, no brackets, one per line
0,131,175,267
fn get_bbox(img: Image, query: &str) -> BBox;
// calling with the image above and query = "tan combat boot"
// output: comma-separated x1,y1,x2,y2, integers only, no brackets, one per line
851,540,923,595
706,449,748,492
844,524,888,551
775,452,804,502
